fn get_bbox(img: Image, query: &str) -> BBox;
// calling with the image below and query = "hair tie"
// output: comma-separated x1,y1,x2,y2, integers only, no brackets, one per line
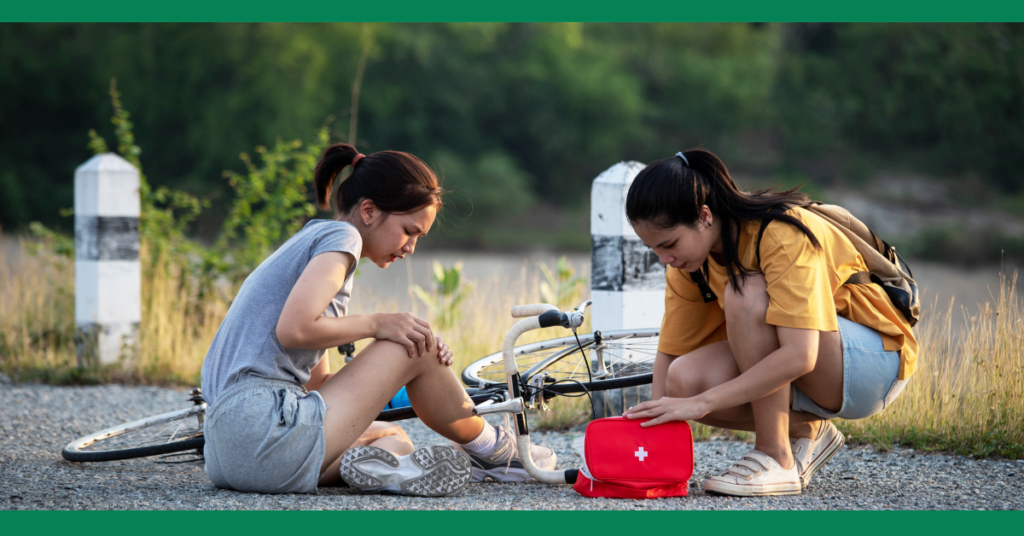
352,153,365,167
675,151,690,167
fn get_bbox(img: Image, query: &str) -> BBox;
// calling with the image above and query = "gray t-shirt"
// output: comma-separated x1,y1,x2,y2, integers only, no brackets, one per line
200,219,362,405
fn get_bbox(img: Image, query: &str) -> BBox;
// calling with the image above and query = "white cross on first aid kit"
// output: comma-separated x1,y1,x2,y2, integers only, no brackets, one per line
635,446,648,461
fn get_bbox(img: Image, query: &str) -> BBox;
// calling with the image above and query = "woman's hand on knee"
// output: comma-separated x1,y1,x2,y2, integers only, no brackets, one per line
624,396,711,427
436,335,453,366
371,312,436,358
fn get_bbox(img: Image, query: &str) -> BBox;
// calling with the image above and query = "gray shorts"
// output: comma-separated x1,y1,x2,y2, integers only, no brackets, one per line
791,316,908,421
203,377,328,494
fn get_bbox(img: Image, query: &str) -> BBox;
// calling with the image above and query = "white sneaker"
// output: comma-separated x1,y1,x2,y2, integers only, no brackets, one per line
703,450,801,496
790,420,845,489
339,445,472,496
452,417,557,482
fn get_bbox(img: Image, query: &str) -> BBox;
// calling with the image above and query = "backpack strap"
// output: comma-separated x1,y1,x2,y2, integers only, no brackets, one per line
688,260,717,303
762,210,885,288
756,215,774,270
844,271,880,286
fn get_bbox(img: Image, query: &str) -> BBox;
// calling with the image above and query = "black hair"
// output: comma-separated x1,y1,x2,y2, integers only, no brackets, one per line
314,143,442,215
625,148,821,292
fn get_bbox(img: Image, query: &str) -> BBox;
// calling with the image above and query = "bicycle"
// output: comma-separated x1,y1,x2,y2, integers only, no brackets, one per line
62,300,658,483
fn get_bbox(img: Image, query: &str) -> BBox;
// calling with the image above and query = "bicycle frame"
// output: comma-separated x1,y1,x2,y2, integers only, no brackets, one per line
495,300,592,485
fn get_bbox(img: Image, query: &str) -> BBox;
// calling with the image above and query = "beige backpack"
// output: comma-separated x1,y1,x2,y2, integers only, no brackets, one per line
757,203,920,327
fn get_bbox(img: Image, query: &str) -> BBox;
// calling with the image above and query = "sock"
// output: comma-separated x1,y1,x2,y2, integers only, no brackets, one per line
461,422,497,456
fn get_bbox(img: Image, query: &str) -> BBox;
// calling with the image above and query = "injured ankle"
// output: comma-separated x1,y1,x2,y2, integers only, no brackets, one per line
460,422,497,456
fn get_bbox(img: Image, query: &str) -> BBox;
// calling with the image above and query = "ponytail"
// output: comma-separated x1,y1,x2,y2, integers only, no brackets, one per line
625,148,820,292
313,142,442,216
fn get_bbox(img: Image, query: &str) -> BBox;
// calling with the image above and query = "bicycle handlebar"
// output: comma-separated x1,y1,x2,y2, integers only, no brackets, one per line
510,303,558,318
501,300,594,485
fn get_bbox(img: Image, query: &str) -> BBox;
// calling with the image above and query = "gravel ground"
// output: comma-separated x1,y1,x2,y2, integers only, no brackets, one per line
2,383,1022,510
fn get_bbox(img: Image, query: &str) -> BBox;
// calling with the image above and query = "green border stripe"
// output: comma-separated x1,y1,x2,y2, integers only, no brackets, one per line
2,0,1024,22
4,511,1024,533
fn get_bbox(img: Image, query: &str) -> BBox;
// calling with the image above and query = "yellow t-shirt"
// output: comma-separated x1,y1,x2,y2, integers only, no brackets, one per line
657,207,919,380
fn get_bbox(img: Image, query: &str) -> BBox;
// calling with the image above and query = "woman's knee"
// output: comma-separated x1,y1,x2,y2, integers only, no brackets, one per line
664,354,707,398
365,339,442,369
723,273,769,325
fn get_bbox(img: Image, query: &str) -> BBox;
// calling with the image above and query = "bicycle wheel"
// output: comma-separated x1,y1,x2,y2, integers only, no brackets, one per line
461,328,659,393
62,406,206,462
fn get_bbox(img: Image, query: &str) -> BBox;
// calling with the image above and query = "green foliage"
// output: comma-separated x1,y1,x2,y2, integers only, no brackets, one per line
0,23,782,239
210,128,329,284
412,260,473,329
4,23,1024,260
93,81,332,292
94,79,207,276
26,221,74,259
432,150,537,243
538,256,586,309
27,80,335,313
777,23,1024,190
894,225,1024,266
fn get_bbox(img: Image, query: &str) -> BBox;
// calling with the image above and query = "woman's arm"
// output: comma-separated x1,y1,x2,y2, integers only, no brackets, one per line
627,326,817,426
303,332,456,394
275,251,436,358
651,350,679,400
698,326,816,411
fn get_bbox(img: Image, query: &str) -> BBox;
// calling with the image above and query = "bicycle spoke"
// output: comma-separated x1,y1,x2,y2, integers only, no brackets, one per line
468,333,659,386
81,413,203,453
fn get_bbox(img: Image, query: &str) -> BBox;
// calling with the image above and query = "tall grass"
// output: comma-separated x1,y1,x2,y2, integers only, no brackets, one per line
1,233,1021,457
0,234,578,386
0,236,77,377
839,272,1024,458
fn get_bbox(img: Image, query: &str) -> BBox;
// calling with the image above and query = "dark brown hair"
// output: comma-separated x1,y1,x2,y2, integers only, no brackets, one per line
625,148,820,292
314,143,442,216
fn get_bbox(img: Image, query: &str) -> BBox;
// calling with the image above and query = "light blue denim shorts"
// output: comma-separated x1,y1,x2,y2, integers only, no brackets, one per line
203,377,328,494
791,316,908,421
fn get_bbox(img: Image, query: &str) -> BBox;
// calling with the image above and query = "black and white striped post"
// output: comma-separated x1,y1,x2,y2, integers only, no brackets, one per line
74,154,141,366
590,161,664,416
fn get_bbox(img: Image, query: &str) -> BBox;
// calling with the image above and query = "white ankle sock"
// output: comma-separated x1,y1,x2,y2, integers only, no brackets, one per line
461,423,497,456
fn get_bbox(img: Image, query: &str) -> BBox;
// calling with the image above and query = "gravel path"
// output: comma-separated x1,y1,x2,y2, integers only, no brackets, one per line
2,383,1022,510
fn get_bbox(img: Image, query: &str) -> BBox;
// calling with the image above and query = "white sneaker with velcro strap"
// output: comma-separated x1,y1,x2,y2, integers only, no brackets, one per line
703,449,802,496
790,420,845,489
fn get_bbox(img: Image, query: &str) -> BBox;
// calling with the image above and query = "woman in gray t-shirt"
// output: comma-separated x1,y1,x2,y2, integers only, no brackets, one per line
200,143,554,496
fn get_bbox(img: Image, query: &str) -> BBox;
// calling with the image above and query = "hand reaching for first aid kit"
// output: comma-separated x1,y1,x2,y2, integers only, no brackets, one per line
624,397,710,427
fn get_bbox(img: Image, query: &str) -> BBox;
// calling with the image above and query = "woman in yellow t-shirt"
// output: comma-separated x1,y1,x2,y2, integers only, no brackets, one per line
622,149,917,497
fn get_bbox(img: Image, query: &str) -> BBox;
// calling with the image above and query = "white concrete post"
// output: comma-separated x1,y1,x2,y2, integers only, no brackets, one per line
74,153,141,366
590,161,665,332
590,161,663,417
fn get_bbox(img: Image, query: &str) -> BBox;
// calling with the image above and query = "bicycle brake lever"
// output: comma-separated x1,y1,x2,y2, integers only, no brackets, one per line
538,305,587,330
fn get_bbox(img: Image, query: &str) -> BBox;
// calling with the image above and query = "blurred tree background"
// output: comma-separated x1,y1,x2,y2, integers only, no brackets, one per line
2,23,1022,256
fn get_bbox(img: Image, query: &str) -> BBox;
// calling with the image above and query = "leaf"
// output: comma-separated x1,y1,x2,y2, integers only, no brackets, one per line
432,260,445,284
412,285,439,314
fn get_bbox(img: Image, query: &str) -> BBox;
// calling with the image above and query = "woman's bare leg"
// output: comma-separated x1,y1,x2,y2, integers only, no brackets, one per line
663,342,821,438
314,339,485,477
662,274,844,459
721,275,797,468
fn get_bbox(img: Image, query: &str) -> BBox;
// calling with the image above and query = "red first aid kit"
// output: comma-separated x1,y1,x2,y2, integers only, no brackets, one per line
573,416,694,499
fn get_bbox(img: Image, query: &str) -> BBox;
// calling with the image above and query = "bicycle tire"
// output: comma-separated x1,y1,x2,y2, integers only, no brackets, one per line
62,387,502,462
461,328,660,391
62,407,206,462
